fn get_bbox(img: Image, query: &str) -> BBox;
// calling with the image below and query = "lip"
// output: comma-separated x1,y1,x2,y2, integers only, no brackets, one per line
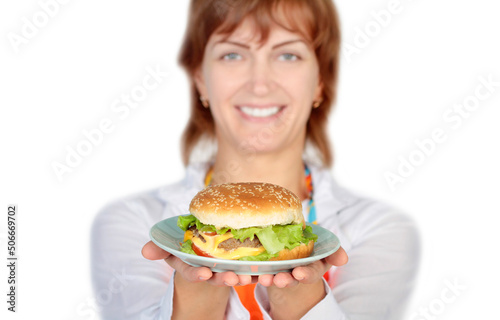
235,103,285,109
235,104,287,122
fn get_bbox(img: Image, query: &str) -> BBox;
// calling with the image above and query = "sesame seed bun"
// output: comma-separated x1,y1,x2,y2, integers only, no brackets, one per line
189,182,305,230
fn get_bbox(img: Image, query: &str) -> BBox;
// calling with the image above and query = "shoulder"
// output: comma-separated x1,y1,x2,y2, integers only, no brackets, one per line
93,188,165,234
92,162,209,234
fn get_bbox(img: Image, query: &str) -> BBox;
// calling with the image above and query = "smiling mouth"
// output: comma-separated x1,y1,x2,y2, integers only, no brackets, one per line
237,105,286,118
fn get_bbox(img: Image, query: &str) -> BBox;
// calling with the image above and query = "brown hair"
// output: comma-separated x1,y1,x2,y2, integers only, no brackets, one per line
178,0,341,167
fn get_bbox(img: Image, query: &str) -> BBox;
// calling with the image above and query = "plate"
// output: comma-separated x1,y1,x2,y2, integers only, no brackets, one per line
150,216,341,275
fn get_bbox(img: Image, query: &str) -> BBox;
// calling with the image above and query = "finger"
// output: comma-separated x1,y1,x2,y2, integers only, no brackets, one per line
237,274,253,286
292,261,326,284
325,246,348,266
208,271,240,287
273,272,299,288
164,255,213,282
142,241,171,260
258,274,275,287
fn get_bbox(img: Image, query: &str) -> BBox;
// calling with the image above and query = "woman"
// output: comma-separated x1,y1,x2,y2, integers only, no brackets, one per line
92,1,420,319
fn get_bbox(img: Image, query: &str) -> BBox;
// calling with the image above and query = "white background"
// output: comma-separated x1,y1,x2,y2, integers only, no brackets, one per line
1,0,499,319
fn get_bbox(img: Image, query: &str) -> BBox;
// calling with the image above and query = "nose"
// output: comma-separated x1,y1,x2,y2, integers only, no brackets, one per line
247,57,274,96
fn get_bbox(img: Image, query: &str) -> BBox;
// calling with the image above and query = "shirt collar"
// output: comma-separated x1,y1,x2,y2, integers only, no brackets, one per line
307,163,357,214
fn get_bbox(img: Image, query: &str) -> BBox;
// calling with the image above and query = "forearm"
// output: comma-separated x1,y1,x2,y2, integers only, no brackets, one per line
172,272,230,320
267,279,326,320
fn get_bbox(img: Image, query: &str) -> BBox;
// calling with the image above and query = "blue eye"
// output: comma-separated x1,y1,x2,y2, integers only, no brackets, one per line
222,52,242,60
279,53,299,61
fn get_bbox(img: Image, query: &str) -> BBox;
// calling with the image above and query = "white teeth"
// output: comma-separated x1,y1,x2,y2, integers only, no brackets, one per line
240,106,281,118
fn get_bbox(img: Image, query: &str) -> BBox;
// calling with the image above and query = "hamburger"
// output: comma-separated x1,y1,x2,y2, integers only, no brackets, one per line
177,182,317,261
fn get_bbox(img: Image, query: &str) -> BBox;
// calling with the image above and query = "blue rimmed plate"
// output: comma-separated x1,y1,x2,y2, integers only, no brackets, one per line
150,216,340,275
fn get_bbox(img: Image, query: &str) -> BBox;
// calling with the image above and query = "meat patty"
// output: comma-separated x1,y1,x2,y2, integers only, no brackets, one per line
217,237,262,250
190,226,262,250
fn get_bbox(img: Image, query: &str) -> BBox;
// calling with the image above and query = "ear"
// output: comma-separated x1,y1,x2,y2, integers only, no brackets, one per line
313,78,324,102
193,67,208,98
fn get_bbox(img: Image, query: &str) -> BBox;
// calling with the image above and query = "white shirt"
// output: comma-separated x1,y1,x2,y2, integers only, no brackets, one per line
91,162,420,319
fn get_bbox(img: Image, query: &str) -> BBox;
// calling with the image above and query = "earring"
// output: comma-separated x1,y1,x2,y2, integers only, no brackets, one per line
313,98,323,109
200,96,209,108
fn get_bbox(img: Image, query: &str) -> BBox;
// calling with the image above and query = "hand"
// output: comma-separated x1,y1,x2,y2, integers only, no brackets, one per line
257,247,348,320
142,241,256,287
143,241,247,319
257,246,348,288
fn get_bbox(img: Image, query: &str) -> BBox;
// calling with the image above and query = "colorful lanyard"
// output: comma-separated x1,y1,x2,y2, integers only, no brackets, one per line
304,165,317,225
204,164,317,224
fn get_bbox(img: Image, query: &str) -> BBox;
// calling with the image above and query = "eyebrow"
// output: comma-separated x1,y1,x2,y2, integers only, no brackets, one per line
213,39,307,50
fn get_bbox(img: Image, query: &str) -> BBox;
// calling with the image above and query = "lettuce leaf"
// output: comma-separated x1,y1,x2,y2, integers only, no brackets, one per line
272,224,303,249
180,239,196,255
231,227,262,241
195,218,230,235
302,225,318,243
177,214,229,234
254,226,284,254
238,251,279,261
177,214,197,231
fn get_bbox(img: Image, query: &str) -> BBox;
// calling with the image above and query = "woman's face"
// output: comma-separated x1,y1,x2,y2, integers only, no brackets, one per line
195,17,323,156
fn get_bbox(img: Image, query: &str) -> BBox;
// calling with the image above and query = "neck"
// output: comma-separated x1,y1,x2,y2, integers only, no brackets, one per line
211,141,308,201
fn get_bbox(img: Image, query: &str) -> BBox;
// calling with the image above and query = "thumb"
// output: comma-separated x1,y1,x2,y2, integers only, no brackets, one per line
324,246,348,267
142,241,171,260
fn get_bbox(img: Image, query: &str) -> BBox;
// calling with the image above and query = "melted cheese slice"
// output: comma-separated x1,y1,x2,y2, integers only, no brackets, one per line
184,230,265,260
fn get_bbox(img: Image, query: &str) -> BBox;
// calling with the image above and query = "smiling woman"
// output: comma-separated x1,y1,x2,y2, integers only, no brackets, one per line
92,1,420,320
179,0,340,167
